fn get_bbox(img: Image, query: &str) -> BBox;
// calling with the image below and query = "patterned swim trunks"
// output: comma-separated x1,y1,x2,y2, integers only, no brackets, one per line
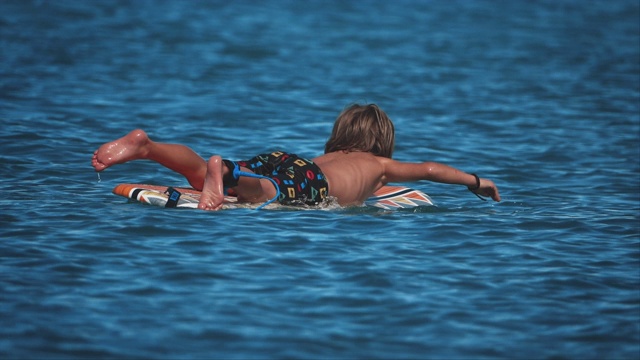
223,151,329,206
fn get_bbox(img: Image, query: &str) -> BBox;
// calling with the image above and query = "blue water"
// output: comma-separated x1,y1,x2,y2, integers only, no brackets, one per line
1,1,639,358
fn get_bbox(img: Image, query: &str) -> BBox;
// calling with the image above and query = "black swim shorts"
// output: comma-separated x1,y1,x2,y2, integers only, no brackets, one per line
223,151,329,206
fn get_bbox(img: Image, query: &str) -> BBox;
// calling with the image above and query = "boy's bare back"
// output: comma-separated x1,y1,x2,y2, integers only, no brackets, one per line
313,151,387,206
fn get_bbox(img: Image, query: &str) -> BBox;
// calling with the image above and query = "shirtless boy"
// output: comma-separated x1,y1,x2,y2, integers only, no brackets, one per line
92,104,500,210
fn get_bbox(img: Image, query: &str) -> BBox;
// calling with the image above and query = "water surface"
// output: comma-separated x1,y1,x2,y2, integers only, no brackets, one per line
1,1,638,359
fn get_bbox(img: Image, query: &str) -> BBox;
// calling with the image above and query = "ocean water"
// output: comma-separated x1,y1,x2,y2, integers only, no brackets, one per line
1,0,639,358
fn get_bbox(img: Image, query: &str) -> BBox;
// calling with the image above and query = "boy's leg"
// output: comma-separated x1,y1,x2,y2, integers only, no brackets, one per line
234,170,279,204
92,129,207,190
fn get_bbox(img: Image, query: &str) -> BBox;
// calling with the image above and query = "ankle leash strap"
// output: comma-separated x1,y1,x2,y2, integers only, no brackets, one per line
223,160,280,210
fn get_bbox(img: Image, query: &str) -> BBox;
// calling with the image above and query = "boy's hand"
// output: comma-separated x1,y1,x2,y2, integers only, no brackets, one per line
473,178,501,202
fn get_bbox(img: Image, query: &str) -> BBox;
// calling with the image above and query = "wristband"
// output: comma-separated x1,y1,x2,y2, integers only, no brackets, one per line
468,173,481,191
467,173,487,201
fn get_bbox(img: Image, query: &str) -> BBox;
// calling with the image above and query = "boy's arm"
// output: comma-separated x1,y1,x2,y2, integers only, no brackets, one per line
382,159,501,202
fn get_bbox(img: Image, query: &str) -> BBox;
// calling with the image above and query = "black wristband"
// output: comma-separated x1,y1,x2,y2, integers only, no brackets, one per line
467,174,487,201
468,173,481,191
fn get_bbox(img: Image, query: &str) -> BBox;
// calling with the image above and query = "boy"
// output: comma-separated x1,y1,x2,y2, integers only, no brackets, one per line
92,104,500,210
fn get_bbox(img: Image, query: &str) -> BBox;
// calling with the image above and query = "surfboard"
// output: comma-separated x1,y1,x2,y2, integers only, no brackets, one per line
112,183,434,210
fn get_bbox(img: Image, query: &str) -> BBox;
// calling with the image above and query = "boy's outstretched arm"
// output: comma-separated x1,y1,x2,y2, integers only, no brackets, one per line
383,160,501,202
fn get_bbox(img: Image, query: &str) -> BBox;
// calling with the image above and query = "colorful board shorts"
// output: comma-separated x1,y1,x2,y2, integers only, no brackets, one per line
224,151,329,206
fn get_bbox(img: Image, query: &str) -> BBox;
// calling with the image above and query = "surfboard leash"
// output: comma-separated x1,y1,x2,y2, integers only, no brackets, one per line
227,161,281,210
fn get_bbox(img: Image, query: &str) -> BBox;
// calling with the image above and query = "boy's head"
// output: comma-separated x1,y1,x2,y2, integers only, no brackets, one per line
324,103,395,158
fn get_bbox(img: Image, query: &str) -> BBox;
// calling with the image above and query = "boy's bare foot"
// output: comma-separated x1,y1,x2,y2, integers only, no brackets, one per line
198,156,225,211
92,129,151,171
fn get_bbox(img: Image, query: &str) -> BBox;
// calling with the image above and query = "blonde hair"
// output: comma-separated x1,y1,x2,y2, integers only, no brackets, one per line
324,103,395,158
